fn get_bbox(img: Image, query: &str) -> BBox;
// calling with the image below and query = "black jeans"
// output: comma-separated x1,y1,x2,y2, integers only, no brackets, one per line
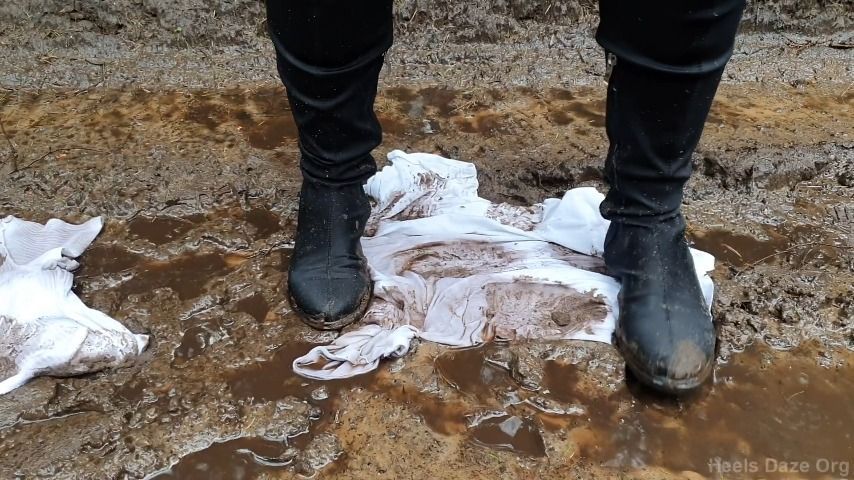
265,0,744,217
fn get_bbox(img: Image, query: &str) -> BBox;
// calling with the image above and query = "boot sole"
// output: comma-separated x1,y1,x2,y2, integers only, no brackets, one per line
287,282,373,331
614,329,713,395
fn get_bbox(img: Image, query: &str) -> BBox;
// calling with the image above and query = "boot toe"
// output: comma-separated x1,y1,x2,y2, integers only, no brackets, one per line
617,304,715,394
287,273,371,329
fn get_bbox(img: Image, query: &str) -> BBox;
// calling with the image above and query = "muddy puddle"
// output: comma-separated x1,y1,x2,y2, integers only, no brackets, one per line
150,341,371,478
144,339,853,479
149,436,297,480
428,342,853,477
690,222,849,269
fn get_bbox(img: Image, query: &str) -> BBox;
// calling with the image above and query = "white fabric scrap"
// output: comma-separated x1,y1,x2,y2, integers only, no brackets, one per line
0,216,149,394
294,150,716,380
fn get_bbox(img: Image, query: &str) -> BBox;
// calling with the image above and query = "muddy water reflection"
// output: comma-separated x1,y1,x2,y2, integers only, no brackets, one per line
470,414,546,457
120,252,245,300
156,342,374,479
153,340,852,478
435,345,514,398
149,436,295,480
542,343,854,476
227,342,376,404
691,223,845,269
128,215,204,245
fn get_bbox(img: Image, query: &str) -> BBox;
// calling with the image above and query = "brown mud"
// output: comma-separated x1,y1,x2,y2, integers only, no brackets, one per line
1,3,853,478
0,80,851,479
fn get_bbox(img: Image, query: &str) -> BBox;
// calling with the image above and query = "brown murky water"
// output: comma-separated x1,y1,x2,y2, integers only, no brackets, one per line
691,223,847,269
431,342,854,478
129,215,206,246
543,344,853,476
150,341,376,478
149,436,296,480
145,339,854,479
469,414,546,457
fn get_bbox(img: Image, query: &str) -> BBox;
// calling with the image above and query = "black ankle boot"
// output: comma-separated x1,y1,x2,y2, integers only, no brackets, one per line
606,217,714,394
287,179,373,330
595,23,740,392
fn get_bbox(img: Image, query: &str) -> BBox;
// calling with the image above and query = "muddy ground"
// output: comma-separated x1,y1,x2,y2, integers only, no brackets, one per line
0,2,853,479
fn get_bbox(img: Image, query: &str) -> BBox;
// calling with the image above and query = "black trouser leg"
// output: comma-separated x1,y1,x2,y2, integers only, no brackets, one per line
595,0,745,394
265,0,393,185
265,1,393,328
597,0,744,221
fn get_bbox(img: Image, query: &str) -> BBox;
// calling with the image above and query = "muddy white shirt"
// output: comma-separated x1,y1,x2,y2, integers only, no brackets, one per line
293,151,716,380
0,216,148,395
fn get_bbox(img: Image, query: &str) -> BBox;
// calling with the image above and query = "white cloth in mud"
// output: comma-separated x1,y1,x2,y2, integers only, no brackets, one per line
293,150,716,380
0,216,149,395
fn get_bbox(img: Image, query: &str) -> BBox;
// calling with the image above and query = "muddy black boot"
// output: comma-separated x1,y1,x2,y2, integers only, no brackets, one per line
265,0,392,328
605,218,714,393
595,0,744,394
287,179,372,330
600,62,723,394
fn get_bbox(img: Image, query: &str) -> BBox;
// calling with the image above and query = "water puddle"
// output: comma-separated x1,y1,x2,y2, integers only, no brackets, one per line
77,244,142,276
540,342,854,477
691,223,845,269
376,379,472,436
469,413,546,457
172,318,232,364
147,436,295,480
154,341,369,478
234,293,270,323
243,208,282,240
128,214,205,245
435,345,515,398
410,341,854,475
184,93,298,150
227,341,376,404
120,252,245,301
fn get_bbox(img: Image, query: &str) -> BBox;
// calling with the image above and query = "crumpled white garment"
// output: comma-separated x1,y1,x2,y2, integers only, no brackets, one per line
0,216,149,394
293,150,716,380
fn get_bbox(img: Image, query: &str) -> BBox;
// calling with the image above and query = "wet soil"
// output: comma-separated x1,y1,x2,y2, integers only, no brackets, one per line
0,79,851,479
1,5,853,478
